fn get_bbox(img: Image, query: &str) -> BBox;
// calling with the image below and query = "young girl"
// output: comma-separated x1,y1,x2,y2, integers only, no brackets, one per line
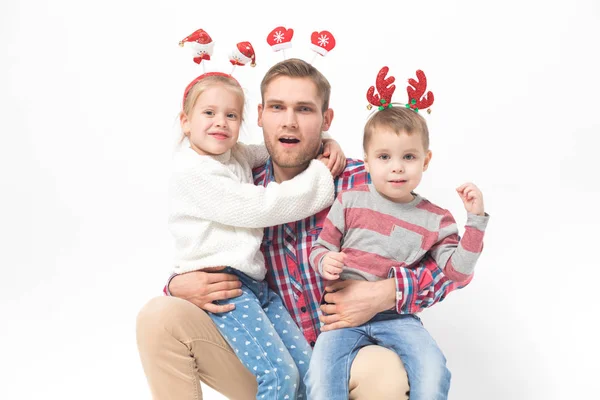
305,68,490,399
169,71,342,400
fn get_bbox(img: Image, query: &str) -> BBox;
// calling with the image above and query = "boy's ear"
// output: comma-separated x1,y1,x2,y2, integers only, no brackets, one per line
363,155,370,173
423,150,432,171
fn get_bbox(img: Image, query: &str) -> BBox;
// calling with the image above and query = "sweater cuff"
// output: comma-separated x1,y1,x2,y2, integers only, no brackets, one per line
466,212,490,231
388,266,420,314
317,253,327,277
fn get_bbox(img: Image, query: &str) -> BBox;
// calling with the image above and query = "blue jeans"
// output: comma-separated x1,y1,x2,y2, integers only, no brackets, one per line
208,268,312,400
305,313,450,400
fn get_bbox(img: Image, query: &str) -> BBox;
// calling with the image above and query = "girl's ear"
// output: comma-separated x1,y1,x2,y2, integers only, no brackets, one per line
180,112,190,136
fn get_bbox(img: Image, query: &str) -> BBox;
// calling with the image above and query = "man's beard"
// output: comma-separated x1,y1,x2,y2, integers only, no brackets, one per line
265,138,321,169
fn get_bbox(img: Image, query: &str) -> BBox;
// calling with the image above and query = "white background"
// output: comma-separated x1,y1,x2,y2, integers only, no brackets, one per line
1,0,599,399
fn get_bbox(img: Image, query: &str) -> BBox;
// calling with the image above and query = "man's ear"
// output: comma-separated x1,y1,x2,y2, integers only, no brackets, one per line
180,112,190,136
423,150,433,171
257,104,264,127
322,108,334,132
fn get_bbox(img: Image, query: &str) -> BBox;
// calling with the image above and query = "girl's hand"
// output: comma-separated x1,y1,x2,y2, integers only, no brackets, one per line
319,138,346,177
456,182,485,216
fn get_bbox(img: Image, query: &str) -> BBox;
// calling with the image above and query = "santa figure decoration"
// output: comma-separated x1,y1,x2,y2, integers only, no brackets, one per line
266,26,294,59
229,41,256,66
229,41,256,74
179,28,215,70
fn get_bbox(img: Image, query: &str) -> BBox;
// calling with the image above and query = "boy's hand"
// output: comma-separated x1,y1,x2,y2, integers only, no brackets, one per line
322,251,346,280
456,182,485,216
319,139,346,177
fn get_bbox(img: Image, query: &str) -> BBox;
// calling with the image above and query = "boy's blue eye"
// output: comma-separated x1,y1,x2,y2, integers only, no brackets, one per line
378,154,390,160
404,154,415,160
227,113,237,119
203,110,214,116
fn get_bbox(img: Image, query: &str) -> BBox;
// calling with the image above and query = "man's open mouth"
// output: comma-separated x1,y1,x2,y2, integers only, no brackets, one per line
279,137,300,144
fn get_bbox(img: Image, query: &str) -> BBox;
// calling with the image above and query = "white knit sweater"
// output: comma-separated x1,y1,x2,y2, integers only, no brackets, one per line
169,144,335,280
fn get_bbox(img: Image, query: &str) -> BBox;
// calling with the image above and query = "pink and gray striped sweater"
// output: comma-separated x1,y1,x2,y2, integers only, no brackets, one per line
310,184,489,285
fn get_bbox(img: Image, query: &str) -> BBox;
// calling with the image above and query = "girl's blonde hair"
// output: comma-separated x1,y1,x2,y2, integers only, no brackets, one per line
180,75,245,142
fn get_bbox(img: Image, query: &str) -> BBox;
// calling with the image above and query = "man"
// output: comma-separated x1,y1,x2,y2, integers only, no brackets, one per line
137,58,463,399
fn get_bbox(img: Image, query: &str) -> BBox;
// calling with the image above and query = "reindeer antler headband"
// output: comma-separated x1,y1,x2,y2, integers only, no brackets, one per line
366,67,434,114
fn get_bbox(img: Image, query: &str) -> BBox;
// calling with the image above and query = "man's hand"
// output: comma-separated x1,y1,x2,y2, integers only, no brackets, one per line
321,251,346,280
169,267,243,313
319,279,396,332
319,138,347,177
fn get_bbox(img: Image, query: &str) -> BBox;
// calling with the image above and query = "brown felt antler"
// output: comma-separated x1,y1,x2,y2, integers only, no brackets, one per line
366,66,396,110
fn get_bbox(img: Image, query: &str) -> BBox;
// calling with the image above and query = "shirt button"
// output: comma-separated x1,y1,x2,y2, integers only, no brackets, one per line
301,306,307,313
310,341,315,347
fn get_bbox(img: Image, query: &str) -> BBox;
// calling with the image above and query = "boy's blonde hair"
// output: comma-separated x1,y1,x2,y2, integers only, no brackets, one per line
260,58,331,112
363,106,430,152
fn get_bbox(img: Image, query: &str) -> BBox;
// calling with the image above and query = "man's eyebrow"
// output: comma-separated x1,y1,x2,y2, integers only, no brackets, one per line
264,99,318,107
296,101,318,107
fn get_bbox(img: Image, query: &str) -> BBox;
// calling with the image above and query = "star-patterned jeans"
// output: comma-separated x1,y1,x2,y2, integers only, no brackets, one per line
208,267,312,400
305,312,451,400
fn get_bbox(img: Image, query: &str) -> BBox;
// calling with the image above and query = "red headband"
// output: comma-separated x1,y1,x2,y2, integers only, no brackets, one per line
182,72,241,109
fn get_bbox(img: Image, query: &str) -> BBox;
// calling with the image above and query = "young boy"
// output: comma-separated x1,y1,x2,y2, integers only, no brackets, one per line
305,68,490,400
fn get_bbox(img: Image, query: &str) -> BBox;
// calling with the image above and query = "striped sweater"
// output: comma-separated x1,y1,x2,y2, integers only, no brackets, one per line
310,184,489,284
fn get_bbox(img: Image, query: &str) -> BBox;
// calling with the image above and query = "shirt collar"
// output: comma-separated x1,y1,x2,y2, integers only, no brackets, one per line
263,158,276,184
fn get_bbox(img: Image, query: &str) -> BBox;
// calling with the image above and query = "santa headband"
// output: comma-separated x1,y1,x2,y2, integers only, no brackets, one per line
179,26,338,108
366,66,434,114
179,28,256,107
265,26,336,63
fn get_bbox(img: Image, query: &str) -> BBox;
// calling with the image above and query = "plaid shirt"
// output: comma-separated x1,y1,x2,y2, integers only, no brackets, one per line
252,158,470,346
165,158,469,346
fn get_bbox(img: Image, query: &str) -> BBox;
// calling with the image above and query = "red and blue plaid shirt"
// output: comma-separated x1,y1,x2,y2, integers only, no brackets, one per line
165,158,470,346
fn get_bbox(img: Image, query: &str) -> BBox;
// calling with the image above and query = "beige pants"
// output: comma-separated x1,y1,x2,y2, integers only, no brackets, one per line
136,296,410,399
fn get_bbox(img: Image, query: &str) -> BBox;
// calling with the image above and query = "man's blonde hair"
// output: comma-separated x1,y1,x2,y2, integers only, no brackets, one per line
260,58,331,112
363,106,430,152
